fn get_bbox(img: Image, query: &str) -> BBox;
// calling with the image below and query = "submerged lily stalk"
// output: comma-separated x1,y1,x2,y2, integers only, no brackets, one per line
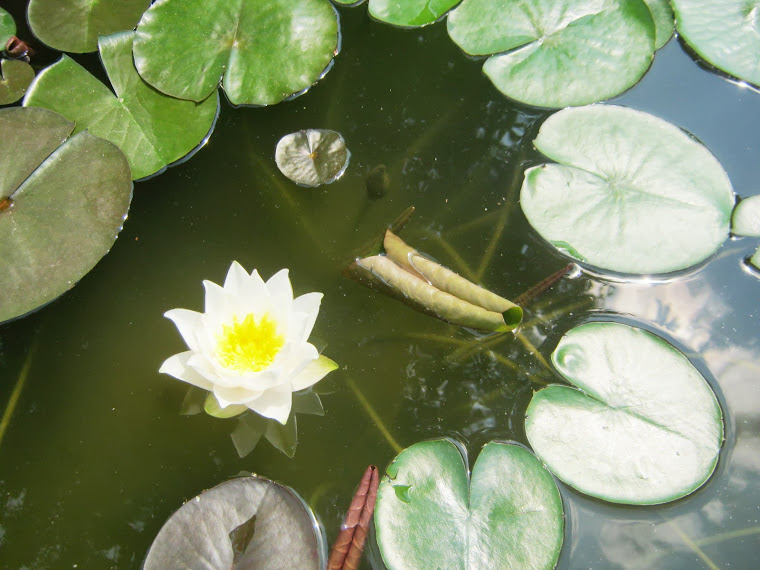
159,261,338,424
347,230,522,332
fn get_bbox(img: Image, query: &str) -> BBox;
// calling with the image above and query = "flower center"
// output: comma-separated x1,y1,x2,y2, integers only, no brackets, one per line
215,313,284,373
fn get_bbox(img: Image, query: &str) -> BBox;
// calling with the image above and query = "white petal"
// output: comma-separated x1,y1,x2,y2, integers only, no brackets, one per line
291,355,339,391
214,384,262,407
164,308,203,351
277,341,319,375
291,292,322,342
159,351,214,391
203,279,227,315
223,261,252,298
266,269,293,305
245,384,293,424
204,393,248,418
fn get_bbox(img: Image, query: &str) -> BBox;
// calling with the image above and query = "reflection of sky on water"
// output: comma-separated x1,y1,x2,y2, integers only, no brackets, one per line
561,237,760,568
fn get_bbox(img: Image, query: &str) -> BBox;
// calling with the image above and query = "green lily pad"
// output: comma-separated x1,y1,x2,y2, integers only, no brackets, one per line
672,0,760,86
275,129,349,186
24,31,219,180
0,107,132,323
368,0,459,27
521,105,735,274
144,476,327,569
447,0,656,108
0,7,15,47
27,0,150,53
375,439,564,569
525,322,724,505
133,0,339,106
0,59,34,105
732,195,760,237
751,246,760,271
644,0,674,49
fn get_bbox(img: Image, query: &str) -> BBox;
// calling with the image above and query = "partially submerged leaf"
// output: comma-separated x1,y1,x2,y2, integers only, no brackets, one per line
447,0,656,108
328,465,379,570
134,0,339,105
0,59,34,105
525,322,724,505
23,32,219,180
521,105,735,274
732,195,760,237
374,439,564,569
275,129,349,187
0,107,132,323
27,0,150,53
672,0,760,86
368,0,459,27
144,476,327,569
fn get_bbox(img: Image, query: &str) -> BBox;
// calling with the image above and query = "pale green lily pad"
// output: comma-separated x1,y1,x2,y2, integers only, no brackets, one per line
672,0,760,86
447,0,655,108
133,0,339,106
0,107,132,323
732,195,760,237
0,59,34,105
275,129,349,186
0,7,15,47
644,0,674,49
27,0,150,53
521,105,735,274
368,0,459,27
526,322,724,505
144,476,327,569
375,439,564,569
751,246,760,270
23,32,218,180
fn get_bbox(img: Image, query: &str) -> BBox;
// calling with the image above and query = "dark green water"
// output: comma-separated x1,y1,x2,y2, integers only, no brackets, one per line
2,5,760,569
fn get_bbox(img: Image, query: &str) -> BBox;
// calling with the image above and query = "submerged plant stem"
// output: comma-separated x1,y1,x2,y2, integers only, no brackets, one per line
0,337,37,452
666,519,720,570
475,201,514,281
516,332,553,372
696,525,760,546
344,375,402,454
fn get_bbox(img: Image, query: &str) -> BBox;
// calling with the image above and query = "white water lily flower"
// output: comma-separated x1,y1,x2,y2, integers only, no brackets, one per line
159,261,338,424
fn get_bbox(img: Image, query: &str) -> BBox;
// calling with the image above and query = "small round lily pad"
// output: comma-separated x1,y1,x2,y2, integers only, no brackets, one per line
275,129,349,187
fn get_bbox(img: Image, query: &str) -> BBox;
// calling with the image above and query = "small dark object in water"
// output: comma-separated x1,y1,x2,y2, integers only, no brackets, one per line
366,164,389,200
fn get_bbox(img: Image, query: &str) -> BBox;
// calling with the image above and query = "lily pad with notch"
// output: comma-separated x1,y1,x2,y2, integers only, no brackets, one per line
374,439,564,569
27,0,150,53
0,107,132,323
144,476,327,569
525,321,724,505
23,31,219,180
0,59,34,105
275,129,349,187
133,0,340,106
672,0,760,87
447,0,656,108
732,195,760,237
520,104,735,274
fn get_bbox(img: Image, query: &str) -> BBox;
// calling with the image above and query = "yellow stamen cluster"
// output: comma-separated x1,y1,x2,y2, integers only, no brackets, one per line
215,313,284,373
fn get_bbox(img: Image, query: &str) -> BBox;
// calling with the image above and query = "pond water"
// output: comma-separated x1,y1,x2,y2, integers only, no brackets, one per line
2,5,760,569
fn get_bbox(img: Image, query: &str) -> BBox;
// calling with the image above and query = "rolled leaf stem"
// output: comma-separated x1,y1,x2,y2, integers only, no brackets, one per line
327,465,380,570
344,375,402,454
514,263,575,306
521,298,594,329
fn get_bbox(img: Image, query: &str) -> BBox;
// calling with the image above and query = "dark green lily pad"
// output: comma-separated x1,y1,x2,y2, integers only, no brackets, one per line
447,0,656,108
133,0,339,105
275,129,349,186
0,107,132,323
369,0,459,27
375,439,564,569
521,104,735,274
23,31,218,180
0,7,15,47
672,0,760,86
0,59,34,105
144,476,327,569
27,0,150,53
525,322,724,505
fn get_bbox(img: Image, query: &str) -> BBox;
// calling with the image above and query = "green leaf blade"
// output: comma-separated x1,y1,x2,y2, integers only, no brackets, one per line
369,0,460,27
526,322,724,505
0,60,35,107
